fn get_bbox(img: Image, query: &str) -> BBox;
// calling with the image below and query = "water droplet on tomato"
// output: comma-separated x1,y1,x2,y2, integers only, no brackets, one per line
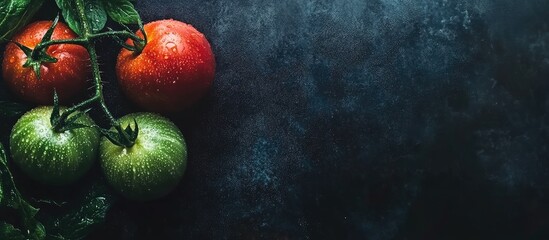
166,42,177,52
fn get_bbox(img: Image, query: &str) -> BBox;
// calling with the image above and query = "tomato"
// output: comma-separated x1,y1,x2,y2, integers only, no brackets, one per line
100,113,187,201
2,21,91,104
116,19,215,112
9,106,100,185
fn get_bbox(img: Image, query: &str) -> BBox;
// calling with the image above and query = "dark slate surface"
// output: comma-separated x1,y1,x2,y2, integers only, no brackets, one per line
2,0,549,239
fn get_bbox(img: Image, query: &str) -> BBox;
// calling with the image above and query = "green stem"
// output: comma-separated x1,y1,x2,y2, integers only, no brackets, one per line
90,30,141,41
44,0,138,146
75,0,114,125
71,0,134,146
45,0,118,123
33,38,87,53
55,95,99,128
86,43,117,125
53,0,103,121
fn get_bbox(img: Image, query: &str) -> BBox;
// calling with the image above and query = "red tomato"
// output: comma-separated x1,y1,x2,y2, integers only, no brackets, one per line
2,21,91,104
116,19,215,112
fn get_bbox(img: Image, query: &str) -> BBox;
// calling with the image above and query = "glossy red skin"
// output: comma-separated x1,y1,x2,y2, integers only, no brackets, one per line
2,21,91,104
116,19,215,112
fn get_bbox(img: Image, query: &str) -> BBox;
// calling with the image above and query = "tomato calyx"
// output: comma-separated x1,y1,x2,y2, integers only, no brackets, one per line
11,15,61,79
109,22,147,55
99,120,139,148
132,22,148,54
49,91,92,133
11,39,57,80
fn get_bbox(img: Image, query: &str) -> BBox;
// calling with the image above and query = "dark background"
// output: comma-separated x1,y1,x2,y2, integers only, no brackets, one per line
2,0,549,239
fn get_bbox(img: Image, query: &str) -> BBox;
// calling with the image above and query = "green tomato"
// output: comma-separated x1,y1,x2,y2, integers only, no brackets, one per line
10,106,100,185
100,113,187,201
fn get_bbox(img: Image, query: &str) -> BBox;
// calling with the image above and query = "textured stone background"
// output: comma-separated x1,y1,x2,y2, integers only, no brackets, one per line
2,0,549,239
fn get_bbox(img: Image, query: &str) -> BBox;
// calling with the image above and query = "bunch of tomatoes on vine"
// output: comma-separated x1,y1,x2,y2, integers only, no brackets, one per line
2,0,215,201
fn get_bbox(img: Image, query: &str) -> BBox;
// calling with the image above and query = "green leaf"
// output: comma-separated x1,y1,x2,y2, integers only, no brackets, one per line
42,183,116,240
0,221,42,240
85,0,107,33
0,143,115,240
56,0,107,35
29,221,46,240
0,142,7,165
0,0,45,43
0,143,46,240
0,101,29,119
55,0,82,35
104,0,140,25
0,222,26,240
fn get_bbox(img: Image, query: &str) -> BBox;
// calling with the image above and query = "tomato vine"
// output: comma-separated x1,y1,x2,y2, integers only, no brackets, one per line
1,0,149,238
0,0,209,237
21,0,147,147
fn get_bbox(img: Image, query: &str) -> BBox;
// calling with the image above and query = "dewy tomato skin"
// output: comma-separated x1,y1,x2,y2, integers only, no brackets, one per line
100,112,188,201
116,19,215,112
10,106,100,185
2,21,91,104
